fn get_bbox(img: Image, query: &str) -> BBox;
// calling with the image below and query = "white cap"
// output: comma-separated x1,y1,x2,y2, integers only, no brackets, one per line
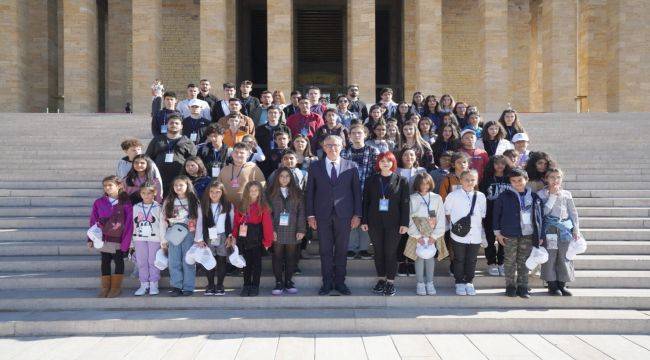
525,246,549,270
460,128,476,138
566,234,587,260
154,248,168,270
188,98,202,108
512,132,529,143
228,245,246,268
416,242,437,260
195,246,216,270
87,224,104,249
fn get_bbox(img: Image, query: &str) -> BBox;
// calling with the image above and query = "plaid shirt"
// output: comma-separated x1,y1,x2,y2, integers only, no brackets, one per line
341,145,379,193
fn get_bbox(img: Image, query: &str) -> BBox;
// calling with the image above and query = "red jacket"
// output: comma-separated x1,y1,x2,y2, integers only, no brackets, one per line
286,112,324,141
232,202,274,248
461,148,489,181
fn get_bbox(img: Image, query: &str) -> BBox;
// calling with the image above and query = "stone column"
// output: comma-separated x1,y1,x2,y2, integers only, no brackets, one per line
106,0,132,113
132,0,161,114
541,0,577,112
606,0,650,112
62,0,99,113
200,0,229,87
347,0,376,104
479,0,509,112
267,0,293,96
0,1,27,112
403,0,442,99
577,0,607,113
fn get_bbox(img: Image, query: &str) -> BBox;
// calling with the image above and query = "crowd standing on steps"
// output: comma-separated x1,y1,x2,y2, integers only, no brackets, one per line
86,79,582,300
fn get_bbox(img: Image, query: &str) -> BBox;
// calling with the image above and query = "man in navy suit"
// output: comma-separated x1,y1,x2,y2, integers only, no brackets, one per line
306,135,362,295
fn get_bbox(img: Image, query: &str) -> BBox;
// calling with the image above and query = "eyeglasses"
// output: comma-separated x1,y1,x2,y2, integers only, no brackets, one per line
324,144,342,148
338,100,349,103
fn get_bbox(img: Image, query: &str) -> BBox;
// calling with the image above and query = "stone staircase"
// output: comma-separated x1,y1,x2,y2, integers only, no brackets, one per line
0,113,649,336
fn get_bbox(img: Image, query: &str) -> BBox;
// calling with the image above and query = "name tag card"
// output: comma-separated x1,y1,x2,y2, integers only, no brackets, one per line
379,198,390,212
279,212,290,226
208,226,220,239
164,153,174,163
212,166,220,178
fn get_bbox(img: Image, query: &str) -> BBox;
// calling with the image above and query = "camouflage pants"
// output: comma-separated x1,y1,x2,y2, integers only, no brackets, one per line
504,235,533,287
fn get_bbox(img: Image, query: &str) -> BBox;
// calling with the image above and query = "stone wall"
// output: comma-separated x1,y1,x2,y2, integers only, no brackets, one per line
161,0,200,97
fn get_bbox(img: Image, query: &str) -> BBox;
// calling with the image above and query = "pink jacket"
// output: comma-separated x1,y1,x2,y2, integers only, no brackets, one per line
88,196,134,252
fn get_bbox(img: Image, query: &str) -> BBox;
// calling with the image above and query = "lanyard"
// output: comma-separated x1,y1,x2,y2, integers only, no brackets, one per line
419,193,431,212
212,204,222,224
231,164,244,181
379,176,391,199
281,192,289,212
141,203,155,221
166,138,177,153
517,191,529,210
108,197,118,206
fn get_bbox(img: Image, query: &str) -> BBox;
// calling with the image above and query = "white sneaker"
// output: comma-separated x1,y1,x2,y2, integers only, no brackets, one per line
426,282,436,295
134,282,149,296
465,283,476,296
455,283,466,296
149,281,159,295
416,282,426,296
487,264,500,276
498,265,505,276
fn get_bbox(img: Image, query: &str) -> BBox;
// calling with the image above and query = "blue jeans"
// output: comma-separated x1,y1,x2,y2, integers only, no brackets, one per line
168,232,196,292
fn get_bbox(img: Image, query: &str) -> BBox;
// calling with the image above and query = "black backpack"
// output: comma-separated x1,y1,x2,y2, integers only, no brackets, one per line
451,192,477,237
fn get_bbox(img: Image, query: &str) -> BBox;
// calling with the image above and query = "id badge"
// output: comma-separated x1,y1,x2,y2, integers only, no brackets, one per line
164,153,174,163
521,210,532,225
546,234,558,250
208,226,220,239
279,211,290,226
140,225,152,237
239,224,248,237
300,127,309,136
211,165,220,177
188,219,197,232
190,133,198,142
161,125,168,134
230,178,239,188
379,198,390,212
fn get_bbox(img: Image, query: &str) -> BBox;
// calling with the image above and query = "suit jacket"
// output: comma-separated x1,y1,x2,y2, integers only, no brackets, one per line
362,173,410,228
306,157,361,220
211,100,230,122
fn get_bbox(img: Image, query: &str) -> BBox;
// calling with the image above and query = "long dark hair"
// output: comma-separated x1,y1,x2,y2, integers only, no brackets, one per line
182,156,208,178
498,109,525,133
200,179,230,227
483,155,513,181
125,155,156,187
267,167,302,202
525,151,556,181
481,120,506,142
163,175,200,220
239,181,271,214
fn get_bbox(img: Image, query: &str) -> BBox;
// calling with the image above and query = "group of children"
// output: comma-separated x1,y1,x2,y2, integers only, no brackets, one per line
88,82,581,298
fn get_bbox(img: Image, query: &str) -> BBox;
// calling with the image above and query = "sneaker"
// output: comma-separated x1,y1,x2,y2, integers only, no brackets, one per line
372,279,386,294
498,264,505,276
181,290,193,296
359,250,373,260
240,285,250,297
416,282,426,296
517,286,531,299
505,286,517,297
215,285,225,296
383,282,396,296
347,251,357,260
204,286,216,296
465,283,476,296
249,286,260,297
487,264,500,276
170,288,183,297
271,282,284,295
455,283,466,296
425,282,436,295
149,281,159,295
294,267,302,276
396,263,408,277
134,282,148,296
285,280,298,294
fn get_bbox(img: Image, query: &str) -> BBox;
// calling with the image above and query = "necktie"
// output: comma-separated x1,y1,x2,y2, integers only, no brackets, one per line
330,162,338,182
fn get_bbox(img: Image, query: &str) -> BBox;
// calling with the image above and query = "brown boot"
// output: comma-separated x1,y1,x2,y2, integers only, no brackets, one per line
97,275,111,298
106,274,124,298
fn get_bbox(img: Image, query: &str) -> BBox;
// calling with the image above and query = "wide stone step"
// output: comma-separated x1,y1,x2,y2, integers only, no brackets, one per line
572,190,650,198
579,217,650,229
574,198,650,207
564,182,650,190
0,288,649,312
1,254,647,273
0,189,101,197
577,207,650,217
0,171,108,181
0,197,94,207
581,229,650,240
0,207,89,217
1,308,648,336
0,181,99,190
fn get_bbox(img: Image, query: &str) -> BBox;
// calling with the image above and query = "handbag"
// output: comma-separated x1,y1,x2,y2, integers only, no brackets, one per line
451,192,477,237
165,223,189,246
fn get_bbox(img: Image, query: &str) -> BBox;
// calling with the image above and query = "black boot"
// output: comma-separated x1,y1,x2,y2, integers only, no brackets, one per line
516,286,531,299
558,282,572,296
548,281,562,296
505,286,517,297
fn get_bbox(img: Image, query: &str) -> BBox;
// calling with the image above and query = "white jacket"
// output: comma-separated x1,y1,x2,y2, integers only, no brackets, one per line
407,192,446,239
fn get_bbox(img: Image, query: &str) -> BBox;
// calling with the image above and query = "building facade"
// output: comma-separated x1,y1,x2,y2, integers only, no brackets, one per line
1,0,649,114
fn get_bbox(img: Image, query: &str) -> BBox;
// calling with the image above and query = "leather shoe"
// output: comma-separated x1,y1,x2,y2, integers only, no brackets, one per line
335,283,352,295
318,283,332,296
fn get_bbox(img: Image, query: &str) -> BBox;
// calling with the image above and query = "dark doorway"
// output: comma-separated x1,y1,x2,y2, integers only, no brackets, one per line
237,0,267,97
295,4,344,101
376,0,403,102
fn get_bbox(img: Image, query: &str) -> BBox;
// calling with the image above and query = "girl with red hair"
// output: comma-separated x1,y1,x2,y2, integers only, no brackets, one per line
360,151,410,296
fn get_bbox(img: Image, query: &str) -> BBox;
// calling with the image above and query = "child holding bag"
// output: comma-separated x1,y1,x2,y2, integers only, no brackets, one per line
406,173,446,295
161,175,204,297
200,180,234,296
87,176,133,298
232,181,274,297
131,183,165,296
